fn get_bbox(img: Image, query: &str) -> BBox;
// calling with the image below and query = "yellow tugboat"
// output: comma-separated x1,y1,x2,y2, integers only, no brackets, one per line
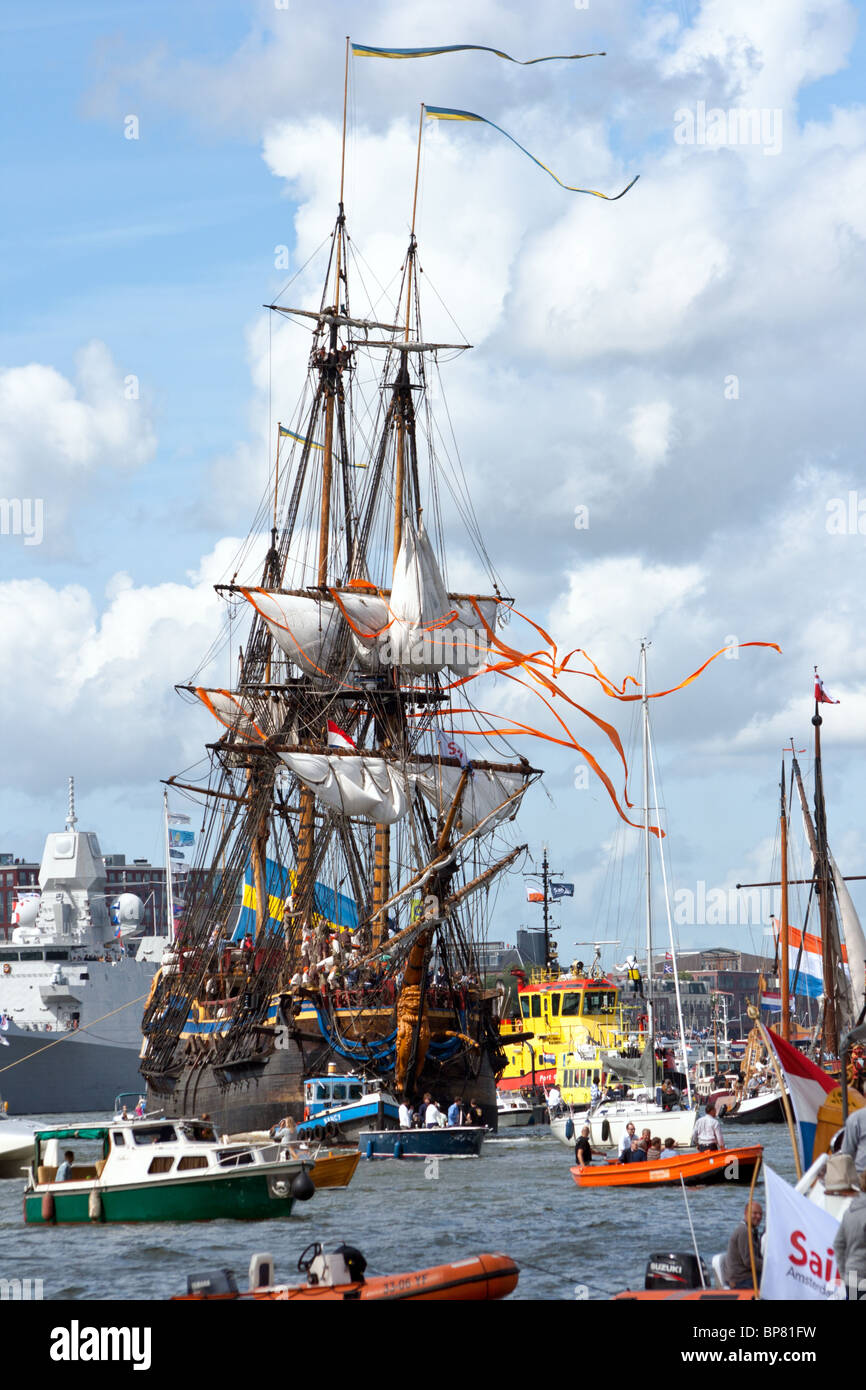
498,961,642,1109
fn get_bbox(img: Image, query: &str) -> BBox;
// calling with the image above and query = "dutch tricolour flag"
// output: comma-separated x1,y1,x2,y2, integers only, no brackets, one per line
763,1026,836,1169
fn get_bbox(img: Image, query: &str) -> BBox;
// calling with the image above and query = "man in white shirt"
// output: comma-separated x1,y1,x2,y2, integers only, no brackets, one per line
618,1122,636,1162
692,1103,725,1151
398,1101,413,1129
425,1101,444,1127
547,1085,563,1116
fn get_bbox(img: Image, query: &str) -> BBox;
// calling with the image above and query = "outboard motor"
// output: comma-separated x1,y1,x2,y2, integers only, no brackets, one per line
302,1242,367,1287
644,1251,709,1291
186,1269,238,1297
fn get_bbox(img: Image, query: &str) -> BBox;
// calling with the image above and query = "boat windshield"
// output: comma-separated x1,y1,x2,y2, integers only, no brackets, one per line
131,1125,179,1145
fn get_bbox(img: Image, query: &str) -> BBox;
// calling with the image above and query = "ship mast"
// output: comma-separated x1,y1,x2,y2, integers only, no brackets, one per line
779,760,790,1041
640,641,654,1045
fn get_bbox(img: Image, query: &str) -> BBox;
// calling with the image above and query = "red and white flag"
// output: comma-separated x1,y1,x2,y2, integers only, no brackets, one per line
814,672,839,705
327,719,356,751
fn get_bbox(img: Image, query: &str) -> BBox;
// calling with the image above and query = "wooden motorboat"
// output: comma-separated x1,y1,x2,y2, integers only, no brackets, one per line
297,1146,360,1189
23,1119,316,1224
571,1143,763,1189
175,1244,519,1301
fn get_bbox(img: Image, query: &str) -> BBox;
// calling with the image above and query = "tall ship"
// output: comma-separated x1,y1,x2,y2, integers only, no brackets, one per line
0,780,166,1112
140,112,543,1133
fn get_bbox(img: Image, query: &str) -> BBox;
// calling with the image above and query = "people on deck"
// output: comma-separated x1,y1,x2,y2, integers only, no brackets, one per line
467,1098,484,1127
724,1201,763,1289
424,1100,445,1128
662,1136,677,1153
661,1080,681,1111
574,1125,593,1167
630,1139,649,1163
589,1078,601,1108
55,1150,75,1181
646,1136,662,1160
398,1101,413,1129
692,1103,725,1152
547,1084,563,1116
417,1093,432,1126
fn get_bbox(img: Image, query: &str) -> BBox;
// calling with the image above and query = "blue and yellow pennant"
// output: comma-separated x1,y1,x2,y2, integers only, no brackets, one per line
351,42,605,65
424,106,639,201
279,424,323,452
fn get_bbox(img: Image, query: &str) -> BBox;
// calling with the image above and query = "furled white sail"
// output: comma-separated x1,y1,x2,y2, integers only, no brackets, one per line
830,849,866,1025
194,688,267,740
413,762,529,837
242,590,342,677
280,753,410,824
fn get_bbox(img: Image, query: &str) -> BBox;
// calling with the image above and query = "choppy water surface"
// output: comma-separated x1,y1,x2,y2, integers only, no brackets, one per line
0,1117,797,1301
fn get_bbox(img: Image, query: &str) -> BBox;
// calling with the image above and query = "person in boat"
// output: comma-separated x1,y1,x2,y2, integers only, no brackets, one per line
692,1103,725,1152
589,1078,601,1108
417,1093,432,1126
272,1116,297,1141
833,1172,866,1300
841,1104,866,1175
615,954,643,997
724,1201,763,1290
135,1097,146,1118
447,1098,465,1127
660,1080,681,1111
646,1136,662,1160
662,1137,677,1153
466,1098,484,1128
55,1150,75,1182
574,1125,593,1167
398,1101,414,1129
618,1122,636,1162
121,1105,129,1120
425,1100,446,1128
547,1084,563,1116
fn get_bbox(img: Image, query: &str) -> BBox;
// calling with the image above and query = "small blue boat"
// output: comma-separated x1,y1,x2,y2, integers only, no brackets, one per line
360,1126,486,1159
295,1073,400,1143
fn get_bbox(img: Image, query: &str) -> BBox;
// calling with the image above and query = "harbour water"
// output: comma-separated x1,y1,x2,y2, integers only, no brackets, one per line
0,1118,798,1300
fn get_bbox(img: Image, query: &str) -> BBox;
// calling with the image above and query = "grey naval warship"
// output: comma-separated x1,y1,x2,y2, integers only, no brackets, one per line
0,782,167,1113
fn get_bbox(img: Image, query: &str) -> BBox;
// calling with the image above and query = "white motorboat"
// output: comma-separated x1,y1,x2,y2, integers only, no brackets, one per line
496,1092,545,1129
551,1100,696,1150
0,1107,40,1179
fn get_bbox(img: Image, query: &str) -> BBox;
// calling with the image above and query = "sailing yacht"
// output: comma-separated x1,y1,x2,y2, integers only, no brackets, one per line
550,643,697,1149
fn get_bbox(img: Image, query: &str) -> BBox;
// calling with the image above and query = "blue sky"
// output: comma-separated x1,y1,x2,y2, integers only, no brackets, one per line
2,0,866,975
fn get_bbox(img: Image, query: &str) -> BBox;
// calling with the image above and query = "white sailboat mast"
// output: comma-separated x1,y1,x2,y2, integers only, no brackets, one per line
640,641,654,1044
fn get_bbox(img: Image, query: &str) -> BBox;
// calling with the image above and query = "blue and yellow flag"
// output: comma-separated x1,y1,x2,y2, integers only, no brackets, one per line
234,856,359,940
279,424,323,452
424,106,638,200
352,42,604,65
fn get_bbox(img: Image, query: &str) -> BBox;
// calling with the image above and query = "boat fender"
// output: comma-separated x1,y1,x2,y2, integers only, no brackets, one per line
601,1120,611,1143
88,1189,102,1222
312,1124,325,1142
290,1168,315,1203
324,1121,337,1142
393,1140,403,1159
365,1140,374,1160
41,1191,55,1223
564,1119,574,1140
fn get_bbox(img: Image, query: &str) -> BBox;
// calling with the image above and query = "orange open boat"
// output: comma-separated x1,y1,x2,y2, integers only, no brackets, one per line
175,1248,519,1302
571,1144,763,1189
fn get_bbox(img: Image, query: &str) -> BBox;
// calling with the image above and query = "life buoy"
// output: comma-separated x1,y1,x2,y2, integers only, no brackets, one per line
3,964,10,975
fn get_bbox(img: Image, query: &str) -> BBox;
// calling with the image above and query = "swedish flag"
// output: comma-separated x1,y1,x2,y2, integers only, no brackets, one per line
279,425,323,452
424,106,638,200
351,42,604,65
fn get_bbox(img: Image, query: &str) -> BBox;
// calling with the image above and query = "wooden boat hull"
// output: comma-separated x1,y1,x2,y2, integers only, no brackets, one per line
175,1252,519,1301
360,1126,485,1158
308,1148,361,1188
571,1144,762,1189
723,1095,784,1124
